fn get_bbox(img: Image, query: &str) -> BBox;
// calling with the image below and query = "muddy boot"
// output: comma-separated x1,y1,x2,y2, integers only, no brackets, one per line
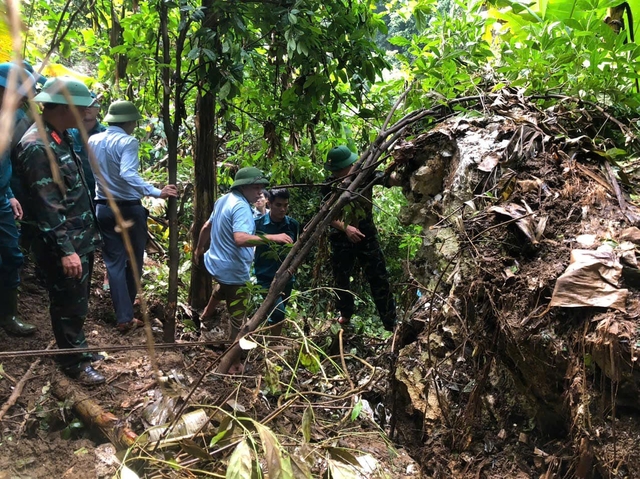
64,362,106,386
0,289,37,336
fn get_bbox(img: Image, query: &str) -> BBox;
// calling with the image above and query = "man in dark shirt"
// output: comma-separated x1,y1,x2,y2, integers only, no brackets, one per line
322,145,399,332
254,188,299,336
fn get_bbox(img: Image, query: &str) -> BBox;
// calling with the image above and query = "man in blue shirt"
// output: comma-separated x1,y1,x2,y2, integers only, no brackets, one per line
254,188,299,337
194,168,292,373
69,93,105,198
0,63,37,336
89,100,178,332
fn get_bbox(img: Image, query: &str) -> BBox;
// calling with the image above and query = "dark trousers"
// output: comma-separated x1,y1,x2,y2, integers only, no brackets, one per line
96,203,147,325
257,277,293,325
330,234,396,326
33,243,93,369
0,197,23,291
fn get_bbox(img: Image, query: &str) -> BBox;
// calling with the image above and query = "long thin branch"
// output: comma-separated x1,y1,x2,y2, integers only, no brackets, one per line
0,339,229,359
41,0,94,69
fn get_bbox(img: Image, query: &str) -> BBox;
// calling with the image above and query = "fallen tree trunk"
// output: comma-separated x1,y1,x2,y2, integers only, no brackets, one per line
51,373,138,450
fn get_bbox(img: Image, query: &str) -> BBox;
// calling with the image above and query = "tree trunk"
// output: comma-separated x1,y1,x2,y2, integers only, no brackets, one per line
110,2,127,84
160,2,178,343
189,0,219,312
189,89,217,312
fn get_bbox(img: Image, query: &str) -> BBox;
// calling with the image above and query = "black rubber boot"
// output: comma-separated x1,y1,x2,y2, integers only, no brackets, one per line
0,289,37,336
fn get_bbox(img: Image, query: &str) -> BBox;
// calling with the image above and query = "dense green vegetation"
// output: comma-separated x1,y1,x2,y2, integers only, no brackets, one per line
14,0,640,333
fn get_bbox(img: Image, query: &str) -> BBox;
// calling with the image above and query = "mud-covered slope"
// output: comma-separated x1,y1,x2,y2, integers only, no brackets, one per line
391,91,640,478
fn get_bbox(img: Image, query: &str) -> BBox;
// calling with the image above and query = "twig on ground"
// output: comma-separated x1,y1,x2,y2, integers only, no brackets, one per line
0,340,55,422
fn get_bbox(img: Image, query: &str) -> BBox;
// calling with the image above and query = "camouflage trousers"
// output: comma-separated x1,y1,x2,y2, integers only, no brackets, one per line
330,234,396,327
0,197,23,291
33,242,93,368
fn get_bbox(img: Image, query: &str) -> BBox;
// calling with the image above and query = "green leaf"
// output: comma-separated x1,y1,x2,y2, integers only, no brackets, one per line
299,350,320,373
350,400,362,421
209,416,235,447
226,440,252,479
301,406,313,442
186,47,201,60
388,36,410,47
219,81,231,100
255,423,293,479
297,41,309,56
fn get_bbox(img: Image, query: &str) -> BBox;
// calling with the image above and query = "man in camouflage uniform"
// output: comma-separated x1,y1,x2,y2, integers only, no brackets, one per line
0,63,37,336
322,145,399,332
254,188,300,336
14,77,104,385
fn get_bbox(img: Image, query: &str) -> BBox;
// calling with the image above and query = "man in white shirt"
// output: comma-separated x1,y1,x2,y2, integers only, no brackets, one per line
89,100,177,332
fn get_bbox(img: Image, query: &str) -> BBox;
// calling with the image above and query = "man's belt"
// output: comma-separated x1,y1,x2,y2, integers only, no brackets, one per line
95,199,142,207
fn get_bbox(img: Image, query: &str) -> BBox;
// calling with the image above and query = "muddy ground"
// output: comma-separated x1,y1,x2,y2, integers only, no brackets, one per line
0,257,420,478
0,258,194,478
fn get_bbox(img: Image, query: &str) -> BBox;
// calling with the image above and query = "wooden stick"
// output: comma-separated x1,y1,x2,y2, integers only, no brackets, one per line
0,339,229,360
0,340,55,422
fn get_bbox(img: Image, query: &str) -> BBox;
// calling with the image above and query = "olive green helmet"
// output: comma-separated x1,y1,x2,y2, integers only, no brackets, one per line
231,167,269,189
104,100,142,123
33,76,95,106
325,145,358,172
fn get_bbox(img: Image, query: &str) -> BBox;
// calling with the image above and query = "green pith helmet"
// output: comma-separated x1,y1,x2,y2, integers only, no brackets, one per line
231,167,269,189
325,145,358,172
104,100,142,123
33,76,94,106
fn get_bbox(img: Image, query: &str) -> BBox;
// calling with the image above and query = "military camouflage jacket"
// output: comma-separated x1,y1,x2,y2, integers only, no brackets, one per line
14,121,100,257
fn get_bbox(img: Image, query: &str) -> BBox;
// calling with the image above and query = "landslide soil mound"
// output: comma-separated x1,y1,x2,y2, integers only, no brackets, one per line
390,90,640,478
